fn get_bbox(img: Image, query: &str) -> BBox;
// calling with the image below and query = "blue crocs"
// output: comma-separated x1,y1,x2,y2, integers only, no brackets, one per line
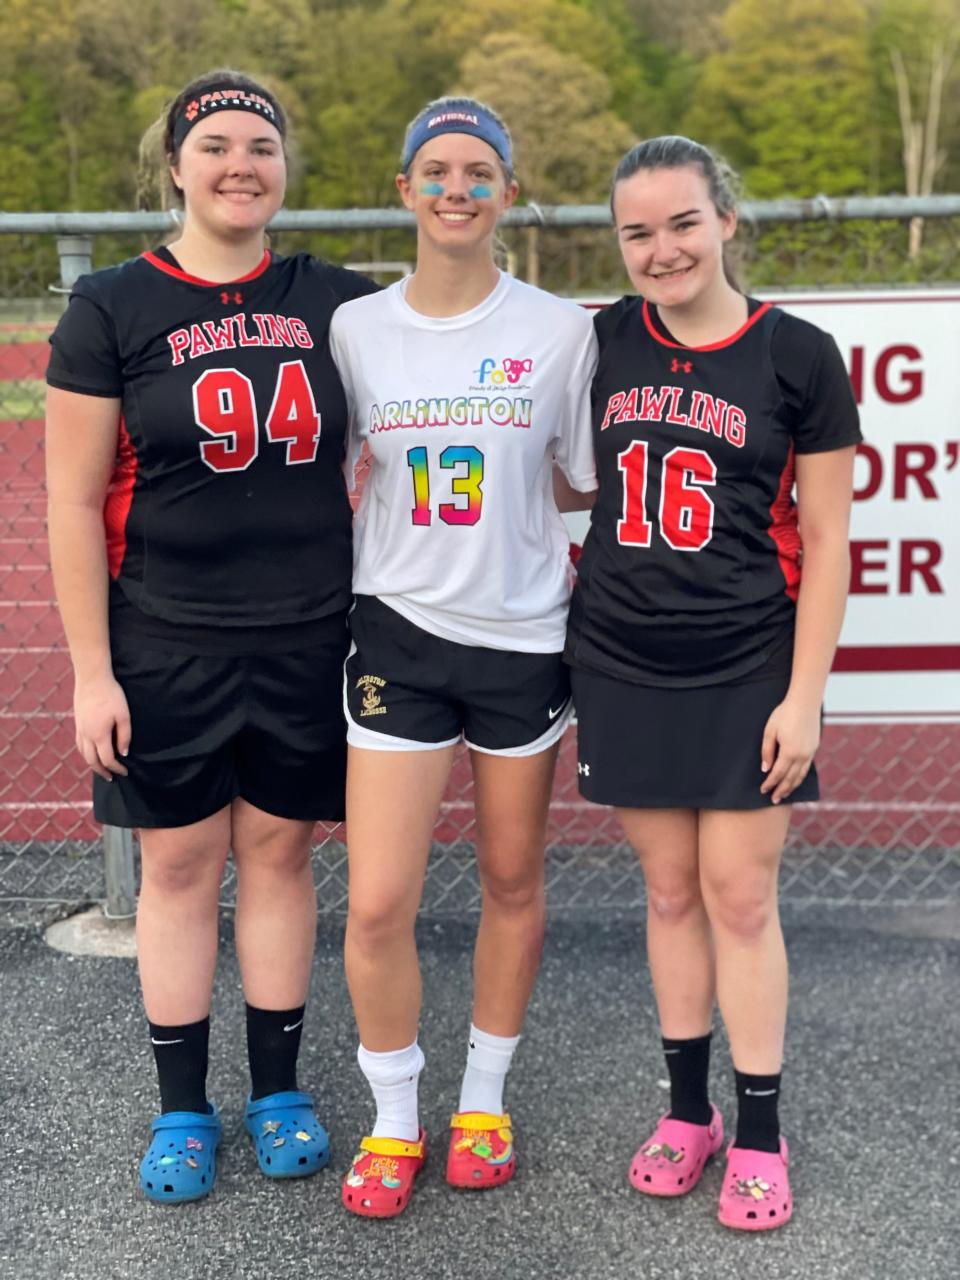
139,1104,221,1204
244,1090,331,1179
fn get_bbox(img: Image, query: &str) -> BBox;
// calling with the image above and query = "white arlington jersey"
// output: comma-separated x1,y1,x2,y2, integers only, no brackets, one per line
330,272,598,651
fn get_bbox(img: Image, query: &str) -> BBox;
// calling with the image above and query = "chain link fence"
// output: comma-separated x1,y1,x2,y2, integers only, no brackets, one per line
2,201,958,913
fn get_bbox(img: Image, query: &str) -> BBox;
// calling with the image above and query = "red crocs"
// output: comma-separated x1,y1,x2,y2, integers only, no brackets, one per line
718,1137,793,1231
446,1111,516,1189
628,1105,724,1197
341,1130,427,1218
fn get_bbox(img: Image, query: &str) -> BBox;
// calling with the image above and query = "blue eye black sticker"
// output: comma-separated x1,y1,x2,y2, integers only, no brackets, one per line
419,182,445,196
469,185,492,199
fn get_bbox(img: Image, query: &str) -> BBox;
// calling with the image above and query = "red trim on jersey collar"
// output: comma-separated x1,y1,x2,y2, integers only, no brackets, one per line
642,298,772,352
140,249,271,287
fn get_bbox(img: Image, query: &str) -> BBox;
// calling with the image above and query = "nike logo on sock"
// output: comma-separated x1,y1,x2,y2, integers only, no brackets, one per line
150,1037,185,1046
743,1088,778,1097
283,1018,304,1033
469,1041,476,1050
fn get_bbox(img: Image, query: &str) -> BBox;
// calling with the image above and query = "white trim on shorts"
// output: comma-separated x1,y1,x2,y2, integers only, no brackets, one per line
342,644,574,756
464,697,574,757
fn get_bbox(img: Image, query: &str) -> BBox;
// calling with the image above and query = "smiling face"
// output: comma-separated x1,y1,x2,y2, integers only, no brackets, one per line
170,110,286,240
396,133,518,259
612,164,736,309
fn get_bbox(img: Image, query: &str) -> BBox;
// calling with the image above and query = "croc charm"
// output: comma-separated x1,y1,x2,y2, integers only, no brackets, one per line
447,1111,516,1188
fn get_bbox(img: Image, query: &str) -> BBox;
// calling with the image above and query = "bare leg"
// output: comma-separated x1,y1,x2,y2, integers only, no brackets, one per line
231,798,317,1009
698,807,792,1074
137,808,231,1024
469,744,558,1036
617,807,714,1039
343,745,455,1049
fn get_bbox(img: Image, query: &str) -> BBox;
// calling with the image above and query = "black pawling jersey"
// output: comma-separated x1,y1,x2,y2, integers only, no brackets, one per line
565,296,861,688
47,249,377,633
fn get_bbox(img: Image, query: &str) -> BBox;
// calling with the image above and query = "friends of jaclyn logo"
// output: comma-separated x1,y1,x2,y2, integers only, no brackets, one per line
474,357,533,387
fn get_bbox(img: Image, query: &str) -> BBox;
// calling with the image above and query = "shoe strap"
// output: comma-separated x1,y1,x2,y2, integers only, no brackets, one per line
450,1111,511,1130
359,1134,424,1159
152,1107,220,1133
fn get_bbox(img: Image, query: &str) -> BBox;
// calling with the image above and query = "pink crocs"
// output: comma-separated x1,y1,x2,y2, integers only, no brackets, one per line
628,1105,724,1197
718,1137,793,1231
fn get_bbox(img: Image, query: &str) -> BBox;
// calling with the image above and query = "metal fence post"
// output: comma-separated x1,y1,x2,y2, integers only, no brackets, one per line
103,825,137,919
54,235,93,291
53,234,133,918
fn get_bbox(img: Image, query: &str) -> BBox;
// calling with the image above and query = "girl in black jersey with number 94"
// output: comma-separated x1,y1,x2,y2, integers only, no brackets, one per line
45,70,376,1204
565,137,861,1230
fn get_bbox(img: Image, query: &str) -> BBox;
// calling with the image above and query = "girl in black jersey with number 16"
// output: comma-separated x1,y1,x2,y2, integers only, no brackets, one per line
45,70,376,1204
565,137,860,1230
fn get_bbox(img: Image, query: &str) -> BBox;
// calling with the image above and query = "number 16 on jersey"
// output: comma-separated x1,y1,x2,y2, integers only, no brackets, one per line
618,441,717,552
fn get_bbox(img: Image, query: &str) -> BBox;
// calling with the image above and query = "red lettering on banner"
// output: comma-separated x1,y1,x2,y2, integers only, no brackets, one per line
845,344,923,405
875,344,923,403
899,540,943,594
848,345,865,404
894,444,938,499
850,539,945,595
853,444,883,501
851,541,889,594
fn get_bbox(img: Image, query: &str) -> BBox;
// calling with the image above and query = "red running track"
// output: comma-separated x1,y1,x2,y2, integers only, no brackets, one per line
2,415,958,850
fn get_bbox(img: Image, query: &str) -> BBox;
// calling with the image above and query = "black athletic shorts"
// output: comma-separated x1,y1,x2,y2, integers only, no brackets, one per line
94,615,351,828
569,650,820,810
344,595,572,755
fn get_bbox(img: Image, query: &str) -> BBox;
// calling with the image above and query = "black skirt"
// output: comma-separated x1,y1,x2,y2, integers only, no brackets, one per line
569,660,820,811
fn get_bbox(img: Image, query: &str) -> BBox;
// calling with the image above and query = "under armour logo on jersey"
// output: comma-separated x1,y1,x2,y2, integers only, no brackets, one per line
671,358,693,373
578,762,590,777
220,290,243,305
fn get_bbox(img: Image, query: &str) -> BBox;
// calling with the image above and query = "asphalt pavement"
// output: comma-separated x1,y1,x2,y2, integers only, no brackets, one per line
0,904,957,1280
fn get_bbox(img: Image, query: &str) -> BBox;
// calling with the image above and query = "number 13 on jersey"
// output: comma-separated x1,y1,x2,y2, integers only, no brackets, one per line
406,445,485,526
618,441,717,551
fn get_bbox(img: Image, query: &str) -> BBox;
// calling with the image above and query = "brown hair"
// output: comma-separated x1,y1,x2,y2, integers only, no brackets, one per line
138,69,287,211
611,135,744,288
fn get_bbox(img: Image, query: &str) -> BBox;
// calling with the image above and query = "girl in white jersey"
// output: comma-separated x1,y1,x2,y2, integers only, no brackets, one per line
329,97,597,1217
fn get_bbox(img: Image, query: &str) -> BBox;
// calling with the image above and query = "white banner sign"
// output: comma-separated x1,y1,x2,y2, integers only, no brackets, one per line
773,290,958,722
567,290,960,723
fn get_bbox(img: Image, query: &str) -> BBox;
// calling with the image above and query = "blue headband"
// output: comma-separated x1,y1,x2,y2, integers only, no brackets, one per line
402,107,512,172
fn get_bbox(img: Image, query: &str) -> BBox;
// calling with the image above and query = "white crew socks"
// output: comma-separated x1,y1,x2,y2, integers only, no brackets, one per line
357,1040,425,1141
457,1023,521,1115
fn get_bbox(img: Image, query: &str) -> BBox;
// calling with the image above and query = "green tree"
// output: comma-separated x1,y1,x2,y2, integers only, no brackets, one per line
457,33,634,203
683,0,874,197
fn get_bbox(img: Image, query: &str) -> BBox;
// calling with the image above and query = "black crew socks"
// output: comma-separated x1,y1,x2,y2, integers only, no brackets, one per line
733,1069,782,1152
148,1017,210,1115
246,1003,305,1100
662,1032,712,1125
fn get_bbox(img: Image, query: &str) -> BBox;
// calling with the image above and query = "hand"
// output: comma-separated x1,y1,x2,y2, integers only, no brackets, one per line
73,673,131,781
759,697,820,804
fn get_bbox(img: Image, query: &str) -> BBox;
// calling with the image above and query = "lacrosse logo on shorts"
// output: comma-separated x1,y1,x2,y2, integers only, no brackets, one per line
356,674,388,717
